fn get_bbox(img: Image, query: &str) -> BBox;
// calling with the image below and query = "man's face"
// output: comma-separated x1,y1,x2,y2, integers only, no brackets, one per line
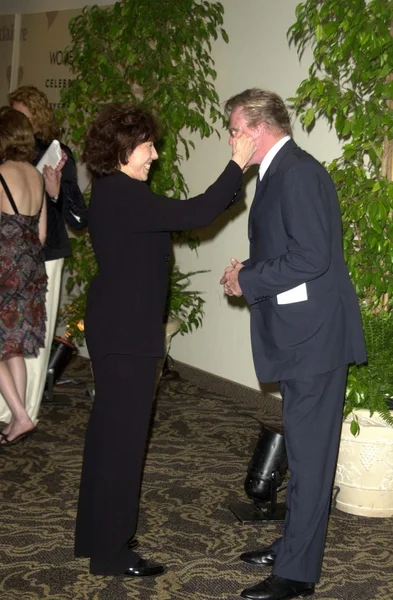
229,107,263,166
12,101,33,121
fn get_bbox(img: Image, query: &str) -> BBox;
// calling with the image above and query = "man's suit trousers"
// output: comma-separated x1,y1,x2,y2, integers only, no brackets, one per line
74,353,158,575
271,364,348,583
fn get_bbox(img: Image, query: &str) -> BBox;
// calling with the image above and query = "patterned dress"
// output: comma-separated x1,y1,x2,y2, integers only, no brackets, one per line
0,173,47,360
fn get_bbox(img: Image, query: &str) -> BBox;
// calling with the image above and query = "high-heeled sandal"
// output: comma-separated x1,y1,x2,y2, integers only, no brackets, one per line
0,428,36,446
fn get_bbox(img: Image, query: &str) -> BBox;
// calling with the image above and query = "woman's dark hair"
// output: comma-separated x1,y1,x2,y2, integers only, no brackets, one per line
83,103,159,177
0,106,36,162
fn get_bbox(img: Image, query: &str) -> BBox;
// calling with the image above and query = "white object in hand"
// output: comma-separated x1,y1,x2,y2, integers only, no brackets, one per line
36,139,63,174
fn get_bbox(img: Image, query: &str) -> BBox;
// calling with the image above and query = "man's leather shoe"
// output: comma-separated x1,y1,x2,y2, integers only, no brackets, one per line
240,547,276,566
123,558,165,577
240,574,315,600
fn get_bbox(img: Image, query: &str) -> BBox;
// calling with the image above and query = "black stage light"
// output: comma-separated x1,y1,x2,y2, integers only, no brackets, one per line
161,354,180,381
45,336,77,402
229,423,288,524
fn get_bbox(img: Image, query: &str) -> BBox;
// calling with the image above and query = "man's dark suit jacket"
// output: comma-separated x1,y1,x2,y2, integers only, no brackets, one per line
34,137,88,261
238,139,367,382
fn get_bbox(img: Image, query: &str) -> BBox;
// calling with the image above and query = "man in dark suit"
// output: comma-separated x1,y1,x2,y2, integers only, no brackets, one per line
220,89,366,600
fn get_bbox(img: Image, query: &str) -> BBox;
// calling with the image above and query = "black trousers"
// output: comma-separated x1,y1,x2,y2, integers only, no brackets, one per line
74,354,158,575
271,364,348,583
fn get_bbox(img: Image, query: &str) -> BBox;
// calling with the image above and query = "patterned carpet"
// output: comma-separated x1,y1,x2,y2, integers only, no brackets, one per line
0,356,392,600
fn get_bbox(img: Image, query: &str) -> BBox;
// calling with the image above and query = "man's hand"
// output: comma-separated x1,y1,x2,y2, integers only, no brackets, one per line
43,165,61,199
220,257,244,297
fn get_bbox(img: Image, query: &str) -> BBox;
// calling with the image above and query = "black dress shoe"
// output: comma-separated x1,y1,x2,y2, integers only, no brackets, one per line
123,558,165,577
240,547,276,566
240,574,315,600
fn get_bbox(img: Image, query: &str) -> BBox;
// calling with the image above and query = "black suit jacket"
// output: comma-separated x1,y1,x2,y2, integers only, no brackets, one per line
238,140,366,382
85,160,242,361
34,138,88,261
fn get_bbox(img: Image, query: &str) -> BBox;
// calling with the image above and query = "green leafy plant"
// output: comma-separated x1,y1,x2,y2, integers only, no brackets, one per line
346,310,393,435
57,0,228,342
165,266,208,335
288,0,393,432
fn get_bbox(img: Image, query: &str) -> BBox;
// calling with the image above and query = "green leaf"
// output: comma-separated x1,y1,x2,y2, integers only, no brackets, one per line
372,181,381,192
350,419,360,437
221,28,229,43
303,107,315,128
315,24,324,42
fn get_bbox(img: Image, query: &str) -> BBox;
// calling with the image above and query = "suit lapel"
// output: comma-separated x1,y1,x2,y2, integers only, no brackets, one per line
248,170,269,239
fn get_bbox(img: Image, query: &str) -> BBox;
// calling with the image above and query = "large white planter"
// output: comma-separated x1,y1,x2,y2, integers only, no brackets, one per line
334,409,393,517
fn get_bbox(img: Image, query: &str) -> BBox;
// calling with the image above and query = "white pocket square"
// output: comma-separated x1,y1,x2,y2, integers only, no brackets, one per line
277,283,308,305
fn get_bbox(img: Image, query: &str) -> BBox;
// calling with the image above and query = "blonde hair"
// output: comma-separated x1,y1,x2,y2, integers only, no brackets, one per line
9,85,60,143
225,88,292,137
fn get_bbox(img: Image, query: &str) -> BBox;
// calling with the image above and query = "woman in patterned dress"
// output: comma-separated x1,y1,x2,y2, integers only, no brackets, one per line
0,107,47,445
5,86,87,426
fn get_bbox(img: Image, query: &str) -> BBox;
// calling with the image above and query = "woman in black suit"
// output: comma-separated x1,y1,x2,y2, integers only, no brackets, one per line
74,103,255,577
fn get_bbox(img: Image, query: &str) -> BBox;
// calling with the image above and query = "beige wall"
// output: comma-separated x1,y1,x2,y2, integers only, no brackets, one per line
0,0,341,388
0,14,15,104
19,10,80,107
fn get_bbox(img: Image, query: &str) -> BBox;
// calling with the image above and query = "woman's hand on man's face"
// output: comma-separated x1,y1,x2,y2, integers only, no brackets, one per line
231,134,257,171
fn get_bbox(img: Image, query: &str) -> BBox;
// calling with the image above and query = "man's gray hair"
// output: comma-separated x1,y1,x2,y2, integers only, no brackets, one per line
225,88,292,137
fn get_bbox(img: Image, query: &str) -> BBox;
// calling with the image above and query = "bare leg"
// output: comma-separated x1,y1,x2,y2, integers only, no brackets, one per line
0,357,34,442
2,356,27,436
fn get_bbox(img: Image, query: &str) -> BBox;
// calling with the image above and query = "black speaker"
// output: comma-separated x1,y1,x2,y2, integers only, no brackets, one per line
229,423,288,524
244,424,288,504
45,336,77,402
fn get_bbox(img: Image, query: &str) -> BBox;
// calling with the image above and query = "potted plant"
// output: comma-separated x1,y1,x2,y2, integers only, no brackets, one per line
288,0,393,515
57,0,228,351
